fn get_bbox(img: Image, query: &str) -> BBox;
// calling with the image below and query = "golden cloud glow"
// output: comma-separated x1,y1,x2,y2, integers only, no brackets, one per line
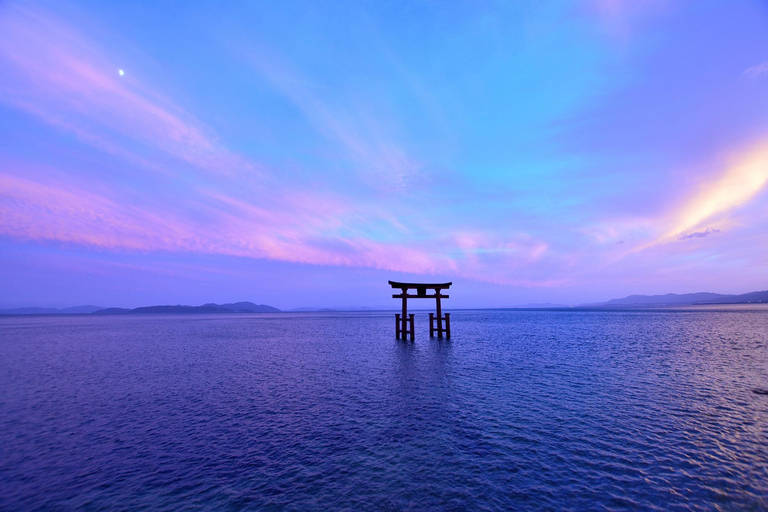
662,144,768,242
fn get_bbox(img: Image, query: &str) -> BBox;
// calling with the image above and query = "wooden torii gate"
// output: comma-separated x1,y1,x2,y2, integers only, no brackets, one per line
389,281,452,340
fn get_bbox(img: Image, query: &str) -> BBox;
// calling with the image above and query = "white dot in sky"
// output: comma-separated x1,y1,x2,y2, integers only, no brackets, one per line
118,69,124,76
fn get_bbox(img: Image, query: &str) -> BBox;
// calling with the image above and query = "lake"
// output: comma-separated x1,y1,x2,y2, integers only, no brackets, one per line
1,307,767,510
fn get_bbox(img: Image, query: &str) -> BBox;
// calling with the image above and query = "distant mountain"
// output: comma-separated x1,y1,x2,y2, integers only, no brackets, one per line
725,290,768,303
0,305,104,315
289,306,378,312
510,302,569,309
593,290,768,307
93,302,281,315
93,307,132,315
61,305,106,314
602,292,728,306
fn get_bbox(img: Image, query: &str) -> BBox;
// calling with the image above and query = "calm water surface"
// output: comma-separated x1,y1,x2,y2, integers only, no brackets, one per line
1,308,767,510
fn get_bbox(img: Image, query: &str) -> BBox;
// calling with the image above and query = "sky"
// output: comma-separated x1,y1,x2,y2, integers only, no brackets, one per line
1,0,768,309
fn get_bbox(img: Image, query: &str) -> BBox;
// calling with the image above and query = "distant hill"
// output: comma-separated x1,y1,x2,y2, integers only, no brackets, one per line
601,292,727,306
1,302,280,316
594,290,768,307
0,305,104,315
288,306,378,312
93,302,281,315
3,290,765,317
509,302,569,309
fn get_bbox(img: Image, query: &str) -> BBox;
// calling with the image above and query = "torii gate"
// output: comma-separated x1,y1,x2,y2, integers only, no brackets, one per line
389,281,452,340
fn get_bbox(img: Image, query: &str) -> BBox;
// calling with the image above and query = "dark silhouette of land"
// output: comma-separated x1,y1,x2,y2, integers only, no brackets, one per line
0,302,280,316
585,290,768,307
0,305,105,315
93,302,281,315
512,290,768,308
1,289,766,316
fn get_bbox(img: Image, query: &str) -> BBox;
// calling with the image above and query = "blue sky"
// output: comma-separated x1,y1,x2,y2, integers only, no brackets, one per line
1,0,768,309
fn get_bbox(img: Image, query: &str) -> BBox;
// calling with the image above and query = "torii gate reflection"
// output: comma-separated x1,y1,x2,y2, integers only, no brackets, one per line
388,281,452,340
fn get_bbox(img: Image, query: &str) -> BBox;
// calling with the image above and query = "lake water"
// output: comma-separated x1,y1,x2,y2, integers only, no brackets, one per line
1,307,767,510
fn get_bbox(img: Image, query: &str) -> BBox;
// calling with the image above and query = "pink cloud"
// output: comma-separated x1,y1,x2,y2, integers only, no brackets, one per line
1,5,515,283
0,4,662,290
0,4,253,177
1,163,574,287
0,173,192,251
0,168,454,274
0,6,458,277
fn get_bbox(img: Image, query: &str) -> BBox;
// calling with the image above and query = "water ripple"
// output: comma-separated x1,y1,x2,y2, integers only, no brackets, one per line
1,307,767,510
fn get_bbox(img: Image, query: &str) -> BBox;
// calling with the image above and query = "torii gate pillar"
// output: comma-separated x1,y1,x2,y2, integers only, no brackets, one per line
389,281,452,340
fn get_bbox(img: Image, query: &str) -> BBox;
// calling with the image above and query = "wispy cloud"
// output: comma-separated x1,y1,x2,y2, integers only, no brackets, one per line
1,160,570,287
744,61,768,79
582,141,768,267
619,141,768,255
0,3,620,289
241,47,422,192
678,227,720,240
0,4,253,177
661,143,768,242
0,6,436,273
0,172,192,251
0,1,444,274
0,157,470,275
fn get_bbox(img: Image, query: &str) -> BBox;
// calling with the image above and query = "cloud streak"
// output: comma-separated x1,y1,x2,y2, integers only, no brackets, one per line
678,227,720,240
0,167,454,274
744,61,768,79
0,4,253,177
241,47,422,192
0,162,566,287
662,143,768,242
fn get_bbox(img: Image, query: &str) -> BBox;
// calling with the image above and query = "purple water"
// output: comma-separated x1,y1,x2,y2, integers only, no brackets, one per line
1,307,767,510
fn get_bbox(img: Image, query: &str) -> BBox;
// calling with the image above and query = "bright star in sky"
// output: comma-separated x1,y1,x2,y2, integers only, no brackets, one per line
118,69,124,76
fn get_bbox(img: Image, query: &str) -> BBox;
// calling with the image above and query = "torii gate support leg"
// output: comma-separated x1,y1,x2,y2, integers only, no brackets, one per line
399,294,413,340
436,294,443,338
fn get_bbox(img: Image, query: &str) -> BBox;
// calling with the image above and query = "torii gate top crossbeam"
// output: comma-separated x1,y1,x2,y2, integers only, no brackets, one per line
388,281,451,289
388,281,451,298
